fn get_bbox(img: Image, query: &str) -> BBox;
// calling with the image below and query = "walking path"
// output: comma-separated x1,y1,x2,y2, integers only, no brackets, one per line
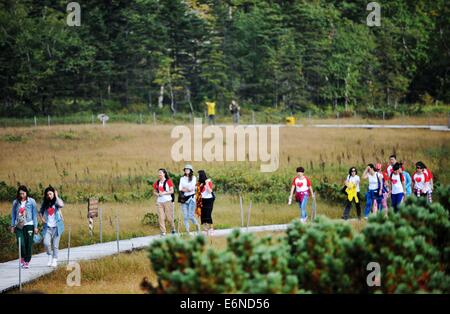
215,123,449,131
0,223,296,293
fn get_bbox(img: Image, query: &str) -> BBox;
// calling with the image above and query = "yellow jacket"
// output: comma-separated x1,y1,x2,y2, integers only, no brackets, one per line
206,102,216,115
346,183,359,203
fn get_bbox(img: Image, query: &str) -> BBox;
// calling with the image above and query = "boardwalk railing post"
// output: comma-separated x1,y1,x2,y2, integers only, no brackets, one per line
239,195,244,227
247,200,252,231
91,114,94,124
67,225,71,264
18,237,22,292
99,207,103,243
116,212,120,253
48,115,50,127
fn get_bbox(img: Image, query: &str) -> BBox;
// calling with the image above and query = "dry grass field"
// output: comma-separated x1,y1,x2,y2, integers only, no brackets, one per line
0,123,448,248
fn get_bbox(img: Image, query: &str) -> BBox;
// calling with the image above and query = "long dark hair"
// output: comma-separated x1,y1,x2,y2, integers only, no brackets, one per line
158,168,170,181
198,170,207,184
183,167,193,182
42,186,56,208
16,185,28,200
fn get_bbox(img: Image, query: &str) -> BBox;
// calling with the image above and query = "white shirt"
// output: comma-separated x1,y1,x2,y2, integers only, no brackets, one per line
179,176,197,197
346,175,360,192
19,200,34,226
292,176,311,193
46,206,57,227
391,173,404,194
368,173,381,190
153,179,174,203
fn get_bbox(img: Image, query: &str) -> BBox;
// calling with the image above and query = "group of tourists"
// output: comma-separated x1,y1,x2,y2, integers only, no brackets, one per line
205,99,241,125
152,166,215,237
287,155,434,222
10,185,65,269
9,153,434,269
339,155,433,220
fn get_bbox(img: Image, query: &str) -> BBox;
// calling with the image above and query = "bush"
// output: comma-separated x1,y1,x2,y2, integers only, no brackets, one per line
144,187,450,293
142,213,159,226
0,181,17,202
0,213,17,262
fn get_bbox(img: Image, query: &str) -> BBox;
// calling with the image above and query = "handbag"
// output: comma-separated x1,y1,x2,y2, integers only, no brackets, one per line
15,217,25,230
178,191,186,204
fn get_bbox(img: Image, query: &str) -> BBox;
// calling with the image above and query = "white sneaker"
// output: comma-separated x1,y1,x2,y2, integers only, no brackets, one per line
51,258,57,267
47,255,53,267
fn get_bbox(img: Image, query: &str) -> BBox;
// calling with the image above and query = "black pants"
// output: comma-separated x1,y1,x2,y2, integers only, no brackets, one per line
342,192,361,219
15,225,34,262
201,198,214,224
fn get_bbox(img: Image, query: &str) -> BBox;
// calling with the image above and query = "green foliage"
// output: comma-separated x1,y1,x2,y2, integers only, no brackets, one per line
1,1,448,116
146,188,450,293
0,213,16,262
0,181,17,202
141,213,159,226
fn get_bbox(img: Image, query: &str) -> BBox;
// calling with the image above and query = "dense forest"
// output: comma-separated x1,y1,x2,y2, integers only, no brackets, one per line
0,0,448,117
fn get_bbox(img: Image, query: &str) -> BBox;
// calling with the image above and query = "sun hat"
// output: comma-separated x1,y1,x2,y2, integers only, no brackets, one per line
183,164,193,172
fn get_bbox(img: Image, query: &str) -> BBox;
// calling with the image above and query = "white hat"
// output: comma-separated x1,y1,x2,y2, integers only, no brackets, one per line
183,164,193,171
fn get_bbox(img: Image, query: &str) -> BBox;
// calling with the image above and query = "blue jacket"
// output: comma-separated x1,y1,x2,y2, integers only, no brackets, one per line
40,197,65,237
11,197,38,228
403,171,412,196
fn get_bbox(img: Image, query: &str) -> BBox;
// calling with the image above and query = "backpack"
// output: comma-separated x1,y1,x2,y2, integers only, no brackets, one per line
156,179,175,202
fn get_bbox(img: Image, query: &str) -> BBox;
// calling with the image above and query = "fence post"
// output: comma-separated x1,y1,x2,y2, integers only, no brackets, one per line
139,113,143,125
34,116,37,127
153,112,156,126
448,112,450,129
99,207,102,243
239,195,244,227
247,200,252,231
18,237,22,292
308,111,311,120
204,110,207,121
382,111,385,120
189,112,192,123
252,111,255,124
116,212,120,253
91,115,94,124
47,115,50,126
67,225,71,264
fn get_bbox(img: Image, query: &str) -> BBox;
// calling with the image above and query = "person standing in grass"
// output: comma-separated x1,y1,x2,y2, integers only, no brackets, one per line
197,170,215,235
39,186,65,267
400,162,412,197
153,169,176,236
206,99,216,125
413,162,432,203
418,161,433,203
341,167,361,220
288,167,315,224
229,100,240,124
386,154,397,177
362,164,383,219
389,163,406,213
373,163,389,215
10,185,38,269
179,164,200,235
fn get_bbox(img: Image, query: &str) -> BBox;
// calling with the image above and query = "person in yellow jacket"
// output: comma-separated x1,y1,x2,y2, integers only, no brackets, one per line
341,167,361,220
206,100,216,125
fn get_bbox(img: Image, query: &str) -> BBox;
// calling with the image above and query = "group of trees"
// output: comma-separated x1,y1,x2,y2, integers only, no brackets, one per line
0,0,448,117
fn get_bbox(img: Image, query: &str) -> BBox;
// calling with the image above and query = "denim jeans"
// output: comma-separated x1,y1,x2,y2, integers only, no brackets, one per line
391,193,404,213
365,190,382,218
181,196,199,232
43,226,61,259
297,194,309,219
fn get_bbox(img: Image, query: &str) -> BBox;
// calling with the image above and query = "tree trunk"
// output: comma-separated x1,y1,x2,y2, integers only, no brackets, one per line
158,85,164,108
186,87,194,113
